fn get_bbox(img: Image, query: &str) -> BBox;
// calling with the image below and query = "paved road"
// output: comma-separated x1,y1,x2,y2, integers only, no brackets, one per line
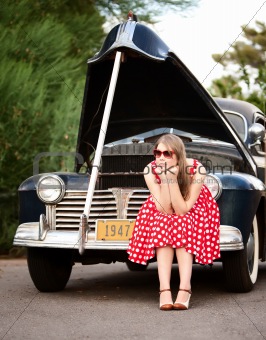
0,258,266,340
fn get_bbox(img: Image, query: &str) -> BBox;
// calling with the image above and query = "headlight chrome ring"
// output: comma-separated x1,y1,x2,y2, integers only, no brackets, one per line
204,174,222,200
36,175,65,204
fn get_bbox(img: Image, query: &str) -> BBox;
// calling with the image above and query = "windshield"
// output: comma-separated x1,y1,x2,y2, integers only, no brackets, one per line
224,111,247,141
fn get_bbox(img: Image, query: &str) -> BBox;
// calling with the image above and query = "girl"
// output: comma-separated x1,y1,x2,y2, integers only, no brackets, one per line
127,134,220,310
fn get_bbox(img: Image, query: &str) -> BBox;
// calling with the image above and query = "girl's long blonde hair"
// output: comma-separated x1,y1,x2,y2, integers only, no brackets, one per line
155,134,190,200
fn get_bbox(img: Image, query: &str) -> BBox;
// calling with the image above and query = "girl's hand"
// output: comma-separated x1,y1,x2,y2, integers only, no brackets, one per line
166,165,179,178
153,164,167,180
154,164,164,175
154,163,179,182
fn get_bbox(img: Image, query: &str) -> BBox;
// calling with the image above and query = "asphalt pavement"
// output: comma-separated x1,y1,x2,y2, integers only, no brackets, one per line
0,258,266,340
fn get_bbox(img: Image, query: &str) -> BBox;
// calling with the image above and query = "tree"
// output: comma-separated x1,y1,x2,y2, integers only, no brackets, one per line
209,21,266,112
209,76,243,99
0,0,105,253
95,0,197,22
0,0,105,186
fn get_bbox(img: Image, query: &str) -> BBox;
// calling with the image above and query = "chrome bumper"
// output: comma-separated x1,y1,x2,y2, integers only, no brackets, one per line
13,217,244,251
219,225,244,251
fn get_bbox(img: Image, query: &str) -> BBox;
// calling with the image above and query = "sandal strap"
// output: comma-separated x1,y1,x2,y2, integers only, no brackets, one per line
159,289,171,295
179,288,192,294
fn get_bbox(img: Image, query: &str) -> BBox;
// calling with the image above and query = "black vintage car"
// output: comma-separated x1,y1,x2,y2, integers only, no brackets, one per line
13,15,266,293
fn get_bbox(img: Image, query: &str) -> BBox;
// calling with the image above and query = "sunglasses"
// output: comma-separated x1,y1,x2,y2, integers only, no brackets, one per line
153,149,174,159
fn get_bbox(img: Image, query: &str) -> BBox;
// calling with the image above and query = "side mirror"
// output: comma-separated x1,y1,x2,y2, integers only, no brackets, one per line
248,123,265,148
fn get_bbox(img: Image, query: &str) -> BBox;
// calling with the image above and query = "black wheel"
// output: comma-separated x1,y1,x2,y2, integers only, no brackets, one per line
27,248,73,292
126,260,148,271
222,217,259,292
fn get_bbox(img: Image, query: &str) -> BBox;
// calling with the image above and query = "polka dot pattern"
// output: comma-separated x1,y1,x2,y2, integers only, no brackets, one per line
127,160,221,265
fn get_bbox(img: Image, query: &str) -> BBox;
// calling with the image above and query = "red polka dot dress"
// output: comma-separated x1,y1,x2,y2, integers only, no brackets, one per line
127,159,220,265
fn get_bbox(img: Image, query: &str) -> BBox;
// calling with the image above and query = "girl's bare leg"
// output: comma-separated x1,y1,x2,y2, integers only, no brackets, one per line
175,247,193,302
156,246,174,305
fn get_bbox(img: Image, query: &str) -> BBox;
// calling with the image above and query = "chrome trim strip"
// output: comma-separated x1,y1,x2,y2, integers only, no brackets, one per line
116,21,136,45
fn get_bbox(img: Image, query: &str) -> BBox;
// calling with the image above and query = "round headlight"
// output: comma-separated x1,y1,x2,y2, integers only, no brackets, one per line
36,175,65,204
204,174,222,200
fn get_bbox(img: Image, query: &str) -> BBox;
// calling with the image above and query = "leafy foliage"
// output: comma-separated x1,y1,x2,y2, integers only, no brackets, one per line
209,21,266,112
210,76,243,99
95,0,198,22
0,0,105,252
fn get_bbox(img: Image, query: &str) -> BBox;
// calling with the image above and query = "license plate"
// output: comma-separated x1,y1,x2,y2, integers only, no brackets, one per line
96,219,135,241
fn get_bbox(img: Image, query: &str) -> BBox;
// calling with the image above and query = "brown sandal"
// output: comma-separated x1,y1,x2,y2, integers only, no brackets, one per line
173,288,192,310
159,289,173,311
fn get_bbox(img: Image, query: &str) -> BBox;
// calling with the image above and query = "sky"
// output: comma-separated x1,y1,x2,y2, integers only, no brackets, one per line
154,0,266,88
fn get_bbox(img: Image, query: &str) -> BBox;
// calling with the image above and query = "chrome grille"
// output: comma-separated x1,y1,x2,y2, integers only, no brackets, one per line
126,190,150,218
53,189,149,230
55,190,116,229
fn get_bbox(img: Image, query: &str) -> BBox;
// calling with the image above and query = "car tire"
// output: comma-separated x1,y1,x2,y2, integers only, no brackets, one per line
222,216,259,293
126,260,148,271
27,247,73,292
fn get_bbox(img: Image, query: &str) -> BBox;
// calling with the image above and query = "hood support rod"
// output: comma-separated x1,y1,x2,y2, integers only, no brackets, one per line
79,51,122,254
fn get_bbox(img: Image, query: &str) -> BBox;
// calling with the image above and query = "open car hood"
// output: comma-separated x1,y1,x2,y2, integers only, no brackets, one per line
76,19,256,175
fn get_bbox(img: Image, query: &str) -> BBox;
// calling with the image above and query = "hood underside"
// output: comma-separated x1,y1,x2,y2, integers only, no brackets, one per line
76,20,256,174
